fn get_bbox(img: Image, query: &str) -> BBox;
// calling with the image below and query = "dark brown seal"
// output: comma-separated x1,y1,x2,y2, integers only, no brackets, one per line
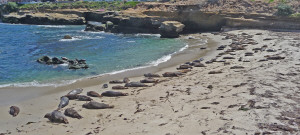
109,80,123,84
140,78,159,83
112,85,128,90
77,95,93,101
9,106,20,117
101,91,128,97
124,82,148,87
162,72,184,77
44,110,68,124
64,108,82,119
144,73,160,78
64,94,78,100
87,91,102,97
83,101,114,109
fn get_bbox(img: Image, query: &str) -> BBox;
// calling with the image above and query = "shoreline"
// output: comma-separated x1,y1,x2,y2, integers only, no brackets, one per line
1,29,299,134
0,33,218,106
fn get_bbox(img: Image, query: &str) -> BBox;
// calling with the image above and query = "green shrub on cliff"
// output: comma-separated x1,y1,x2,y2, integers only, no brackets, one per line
17,1,140,11
276,3,293,16
2,2,18,13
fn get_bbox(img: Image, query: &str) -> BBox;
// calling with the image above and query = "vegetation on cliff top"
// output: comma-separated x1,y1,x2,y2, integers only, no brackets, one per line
1,1,139,13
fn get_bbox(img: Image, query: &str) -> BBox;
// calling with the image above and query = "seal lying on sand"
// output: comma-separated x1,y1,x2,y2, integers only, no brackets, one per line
58,96,69,109
112,85,128,90
102,84,108,88
144,73,160,78
77,95,93,101
44,110,68,124
109,80,123,84
140,78,159,83
87,91,102,97
64,108,82,119
64,94,78,100
162,72,184,77
125,82,148,87
123,77,130,83
101,91,128,97
83,101,114,109
9,106,20,117
67,88,83,95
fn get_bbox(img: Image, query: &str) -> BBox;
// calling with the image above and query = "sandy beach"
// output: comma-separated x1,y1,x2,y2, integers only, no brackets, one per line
1,29,300,135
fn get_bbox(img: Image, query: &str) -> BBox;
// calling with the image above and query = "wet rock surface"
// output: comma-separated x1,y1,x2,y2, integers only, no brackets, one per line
37,56,88,70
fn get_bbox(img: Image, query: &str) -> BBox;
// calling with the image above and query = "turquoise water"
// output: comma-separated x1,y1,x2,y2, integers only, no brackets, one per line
0,23,186,87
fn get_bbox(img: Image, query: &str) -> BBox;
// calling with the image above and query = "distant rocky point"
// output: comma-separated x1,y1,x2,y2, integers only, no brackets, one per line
37,56,89,70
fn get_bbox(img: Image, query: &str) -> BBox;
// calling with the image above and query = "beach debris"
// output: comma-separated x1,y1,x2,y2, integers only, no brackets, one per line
67,88,83,95
44,110,68,124
64,108,82,119
87,91,102,97
109,80,124,84
123,77,130,83
266,49,277,52
230,66,245,69
177,64,193,70
112,85,128,90
162,72,184,77
58,96,69,109
101,91,128,97
102,84,108,88
125,82,149,87
83,101,114,109
140,78,159,83
9,106,20,117
37,56,88,70
144,73,160,78
63,35,72,39
208,70,223,74
76,95,93,101
207,85,213,89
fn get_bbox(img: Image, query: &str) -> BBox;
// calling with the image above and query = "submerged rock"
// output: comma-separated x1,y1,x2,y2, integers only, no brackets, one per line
63,35,72,39
36,56,89,70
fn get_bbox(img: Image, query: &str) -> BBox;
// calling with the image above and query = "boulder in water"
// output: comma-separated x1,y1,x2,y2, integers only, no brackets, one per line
63,35,72,39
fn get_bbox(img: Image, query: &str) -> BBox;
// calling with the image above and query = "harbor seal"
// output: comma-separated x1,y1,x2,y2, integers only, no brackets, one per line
83,101,114,109
162,72,184,77
177,64,193,70
58,96,69,109
64,108,82,119
112,85,128,90
9,106,20,117
144,73,160,78
125,82,149,87
67,88,83,95
44,110,68,124
64,94,78,100
77,95,93,101
109,80,124,84
87,91,102,97
140,78,159,83
101,91,128,97
102,84,108,88
123,77,130,83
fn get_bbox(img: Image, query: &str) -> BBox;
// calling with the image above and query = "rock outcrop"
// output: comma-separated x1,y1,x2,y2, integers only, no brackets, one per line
85,21,106,32
159,21,185,38
37,56,88,70
2,13,85,25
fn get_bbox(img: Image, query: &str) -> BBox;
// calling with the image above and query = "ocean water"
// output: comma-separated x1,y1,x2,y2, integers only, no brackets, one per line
0,23,187,87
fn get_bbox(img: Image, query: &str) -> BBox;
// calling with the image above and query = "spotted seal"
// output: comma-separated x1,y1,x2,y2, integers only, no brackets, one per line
87,91,102,97
64,108,82,119
44,110,68,124
101,91,128,97
58,96,69,109
9,106,20,117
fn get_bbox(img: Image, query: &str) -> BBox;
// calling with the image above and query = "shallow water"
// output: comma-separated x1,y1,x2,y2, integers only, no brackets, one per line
0,23,187,87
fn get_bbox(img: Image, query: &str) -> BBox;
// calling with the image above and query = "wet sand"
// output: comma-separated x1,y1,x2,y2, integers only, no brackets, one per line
1,29,300,134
